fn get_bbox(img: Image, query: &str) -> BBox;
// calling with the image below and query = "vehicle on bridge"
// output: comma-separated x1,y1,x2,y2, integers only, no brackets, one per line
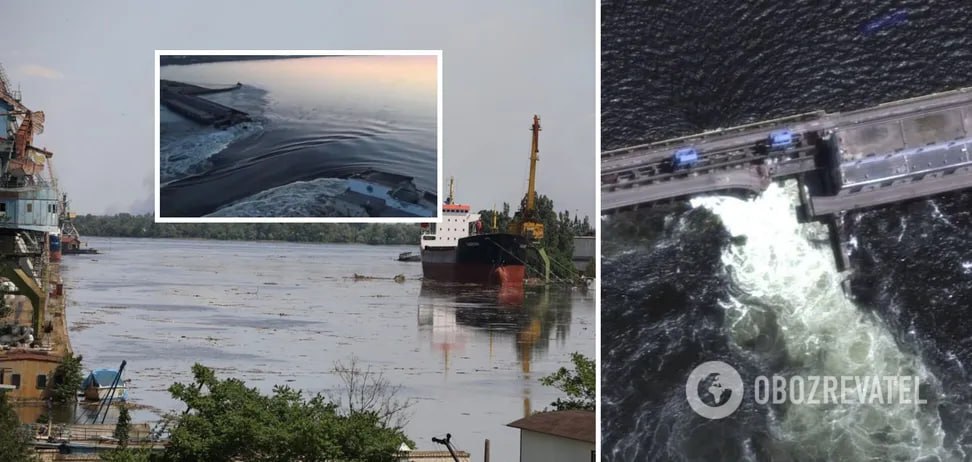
768,129,798,151
671,147,699,170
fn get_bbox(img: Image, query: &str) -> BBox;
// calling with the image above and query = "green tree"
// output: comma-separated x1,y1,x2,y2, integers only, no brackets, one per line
50,353,84,404
114,404,131,447
493,192,592,282
101,448,152,462
540,352,595,411
100,448,152,462
158,363,412,462
0,392,35,462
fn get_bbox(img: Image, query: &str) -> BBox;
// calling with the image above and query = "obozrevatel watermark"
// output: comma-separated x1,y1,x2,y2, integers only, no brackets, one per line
685,360,927,420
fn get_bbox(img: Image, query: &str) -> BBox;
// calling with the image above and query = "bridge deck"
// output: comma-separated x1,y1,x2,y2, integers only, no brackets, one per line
602,87,972,215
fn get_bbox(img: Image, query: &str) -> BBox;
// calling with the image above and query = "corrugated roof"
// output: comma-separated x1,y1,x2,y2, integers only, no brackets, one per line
507,410,595,443
442,203,470,212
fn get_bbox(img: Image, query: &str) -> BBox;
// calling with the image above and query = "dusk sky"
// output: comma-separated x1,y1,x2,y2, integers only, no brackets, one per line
0,1,595,218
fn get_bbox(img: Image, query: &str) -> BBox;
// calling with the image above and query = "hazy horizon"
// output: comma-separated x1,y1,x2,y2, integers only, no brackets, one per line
0,1,595,219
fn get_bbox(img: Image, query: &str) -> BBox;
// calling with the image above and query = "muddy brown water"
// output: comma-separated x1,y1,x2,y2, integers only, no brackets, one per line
58,237,594,461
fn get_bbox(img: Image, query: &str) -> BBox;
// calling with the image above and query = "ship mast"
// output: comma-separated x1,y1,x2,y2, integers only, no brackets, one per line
492,203,497,231
447,176,455,204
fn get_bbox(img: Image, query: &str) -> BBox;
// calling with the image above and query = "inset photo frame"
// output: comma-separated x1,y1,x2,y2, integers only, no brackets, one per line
155,50,442,223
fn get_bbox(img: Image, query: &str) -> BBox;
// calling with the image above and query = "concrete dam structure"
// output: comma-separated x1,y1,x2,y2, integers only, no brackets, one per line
603,87,972,214
160,80,250,128
601,87,972,272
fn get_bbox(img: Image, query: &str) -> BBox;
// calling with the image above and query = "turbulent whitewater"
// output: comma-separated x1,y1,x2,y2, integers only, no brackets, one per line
692,183,949,461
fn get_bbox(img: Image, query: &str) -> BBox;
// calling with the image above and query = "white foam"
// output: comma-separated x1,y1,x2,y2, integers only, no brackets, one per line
692,182,948,460
205,177,352,217
160,122,264,185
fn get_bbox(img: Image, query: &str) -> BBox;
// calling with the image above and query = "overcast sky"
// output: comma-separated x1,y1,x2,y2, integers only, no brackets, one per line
0,1,595,218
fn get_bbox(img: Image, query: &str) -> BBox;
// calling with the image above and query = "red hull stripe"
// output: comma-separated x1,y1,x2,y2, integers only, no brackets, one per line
422,262,525,286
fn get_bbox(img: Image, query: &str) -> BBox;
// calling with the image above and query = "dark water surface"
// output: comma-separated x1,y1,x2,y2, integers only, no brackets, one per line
61,238,593,462
602,1,972,460
159,56,437,217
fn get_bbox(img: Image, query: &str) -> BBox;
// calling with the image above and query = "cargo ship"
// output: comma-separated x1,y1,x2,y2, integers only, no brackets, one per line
421,115,549,286
419,184,528,286
58,193,98,257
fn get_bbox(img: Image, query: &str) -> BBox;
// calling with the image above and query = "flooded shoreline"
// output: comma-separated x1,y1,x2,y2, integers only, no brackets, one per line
60,237,594,461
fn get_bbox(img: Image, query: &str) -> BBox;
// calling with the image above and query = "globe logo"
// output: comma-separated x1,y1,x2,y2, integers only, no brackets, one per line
685,361,744,419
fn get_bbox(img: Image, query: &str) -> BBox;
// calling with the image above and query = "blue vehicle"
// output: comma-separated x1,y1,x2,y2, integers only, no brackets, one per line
672,147,699,170
768,129,795,150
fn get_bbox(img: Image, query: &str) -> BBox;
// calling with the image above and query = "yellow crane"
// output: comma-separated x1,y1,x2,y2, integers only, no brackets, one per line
509,115,544,241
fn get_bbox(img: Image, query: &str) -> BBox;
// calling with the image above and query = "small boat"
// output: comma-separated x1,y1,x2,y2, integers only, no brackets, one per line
398,251,421,262
81,369,128,402
332,169,436,217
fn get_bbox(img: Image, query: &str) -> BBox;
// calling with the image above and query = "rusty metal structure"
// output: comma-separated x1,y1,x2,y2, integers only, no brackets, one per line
0,62,69,403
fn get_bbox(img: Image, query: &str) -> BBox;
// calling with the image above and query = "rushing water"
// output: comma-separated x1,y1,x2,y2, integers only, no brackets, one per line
60,237,593,462
159,56,437,217
602,0,972,460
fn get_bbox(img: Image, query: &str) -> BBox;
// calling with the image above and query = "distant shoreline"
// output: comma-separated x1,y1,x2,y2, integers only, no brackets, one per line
159,55,334,66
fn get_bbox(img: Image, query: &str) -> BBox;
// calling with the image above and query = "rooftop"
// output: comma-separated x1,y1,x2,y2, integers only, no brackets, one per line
507,410,595,443
833,103,972,162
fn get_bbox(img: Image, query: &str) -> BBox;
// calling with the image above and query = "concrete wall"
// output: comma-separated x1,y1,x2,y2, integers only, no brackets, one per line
572,236,595,271
520,430,594,462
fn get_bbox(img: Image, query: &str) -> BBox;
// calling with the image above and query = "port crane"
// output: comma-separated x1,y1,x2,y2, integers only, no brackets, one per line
0,62,57,343
509,115,545,240
508,115,550,282
0,63,49,179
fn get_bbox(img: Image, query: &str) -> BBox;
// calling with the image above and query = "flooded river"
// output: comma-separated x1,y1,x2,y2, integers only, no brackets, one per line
60,237,594,461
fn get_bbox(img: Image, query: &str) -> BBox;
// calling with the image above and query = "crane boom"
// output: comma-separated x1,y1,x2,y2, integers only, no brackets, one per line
508,115,545,241
525,115,540,212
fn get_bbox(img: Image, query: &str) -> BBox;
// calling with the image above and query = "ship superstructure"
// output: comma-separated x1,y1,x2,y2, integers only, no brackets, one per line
59,193,98,256
420,178,527,286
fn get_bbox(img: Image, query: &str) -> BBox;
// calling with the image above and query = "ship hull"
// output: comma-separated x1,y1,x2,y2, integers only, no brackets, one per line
421,233,527,286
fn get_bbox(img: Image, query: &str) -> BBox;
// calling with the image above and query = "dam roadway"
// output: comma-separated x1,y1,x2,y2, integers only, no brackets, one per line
602,86,972,216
